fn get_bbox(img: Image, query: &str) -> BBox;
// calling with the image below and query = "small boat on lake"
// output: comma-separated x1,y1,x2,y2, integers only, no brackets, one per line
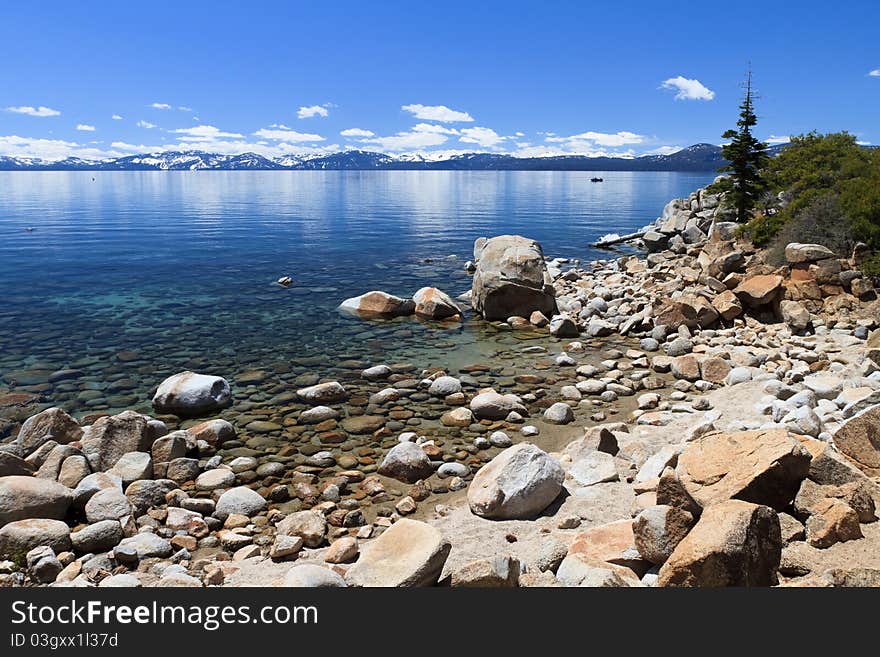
590,177,604,182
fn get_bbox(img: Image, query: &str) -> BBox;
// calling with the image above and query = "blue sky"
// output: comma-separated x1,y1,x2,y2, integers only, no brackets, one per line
1,0,878,160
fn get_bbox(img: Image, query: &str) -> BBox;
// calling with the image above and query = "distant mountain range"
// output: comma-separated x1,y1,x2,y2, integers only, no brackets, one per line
0,142,773,172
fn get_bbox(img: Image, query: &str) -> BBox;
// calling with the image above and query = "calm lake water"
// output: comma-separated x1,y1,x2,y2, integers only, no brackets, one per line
0,170,714,421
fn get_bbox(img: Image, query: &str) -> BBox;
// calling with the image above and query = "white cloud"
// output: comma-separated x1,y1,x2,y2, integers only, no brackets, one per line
341,128,375,138
172,125,244,141
253,127,325,142
6,105,61,117
869,69,880,77
402,104,474,122
413,123,459,135
136,120,157,129
359,127,451,152
766,135,791,144
459,126,505,148
856,140,872,146
178,106,193,112
111,114,123,120
547,130,644,147
0,134,121,161
297,105,329,119
661,76,715,101
76,124,96,132
151,103,172,110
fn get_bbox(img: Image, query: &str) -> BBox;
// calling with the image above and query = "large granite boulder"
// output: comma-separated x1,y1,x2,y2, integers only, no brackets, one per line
654,294,719,330
785,242,834,264
0,476,74,527
674,429,811,511
345,519,451,587
468,443,564,519
832,404,880,476
471,235,557,320
338,291,415,318
80,410,157,471
14,407,82,457
658,500,781,587
734,275,784,308
152,371,232,417
0,518,71,557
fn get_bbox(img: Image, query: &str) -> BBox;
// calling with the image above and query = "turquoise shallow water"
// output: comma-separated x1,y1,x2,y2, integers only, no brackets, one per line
0,170,714,421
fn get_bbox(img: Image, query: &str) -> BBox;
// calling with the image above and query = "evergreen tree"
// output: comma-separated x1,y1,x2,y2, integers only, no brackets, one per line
718,70,769,222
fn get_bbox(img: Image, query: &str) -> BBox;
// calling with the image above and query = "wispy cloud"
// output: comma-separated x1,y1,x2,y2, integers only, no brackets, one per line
136,120,157,129
111,114,123,120
402,103,474,122
340,128,375,138
173,125,244,141
150,102,172,110
660,76,715,101
766,135,791,144
6,105,61,117
178,106,193,112
869,69,880,77
547,130,645,148
297,104,330,119
253,125,325,142
76,124,96,132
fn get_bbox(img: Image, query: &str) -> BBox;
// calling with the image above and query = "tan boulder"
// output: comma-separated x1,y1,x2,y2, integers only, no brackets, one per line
338,291,415,317
711,290,743,320
345,518,451,587
699,356,731,384
657,500,781,587
654,294,719,330
670,355,701,381
832,404,880,476
566,519,644,574
412,287,462,320
675,429,811,511
805,498,862,548
734,274,784,307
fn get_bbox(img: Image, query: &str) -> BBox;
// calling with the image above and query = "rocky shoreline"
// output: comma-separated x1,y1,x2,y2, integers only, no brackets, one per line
2,183,879,588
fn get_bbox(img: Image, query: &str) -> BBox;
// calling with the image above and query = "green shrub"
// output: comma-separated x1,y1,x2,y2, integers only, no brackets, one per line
752,132,880,276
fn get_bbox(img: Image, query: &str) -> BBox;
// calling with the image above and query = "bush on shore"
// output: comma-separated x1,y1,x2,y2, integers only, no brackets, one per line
739,132,880,276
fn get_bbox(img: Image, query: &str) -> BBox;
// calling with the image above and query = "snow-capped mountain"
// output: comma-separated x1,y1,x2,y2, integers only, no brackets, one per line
0,144,739,171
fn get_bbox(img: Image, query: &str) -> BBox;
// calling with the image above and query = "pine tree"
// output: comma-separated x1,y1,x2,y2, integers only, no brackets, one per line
718,69,769,222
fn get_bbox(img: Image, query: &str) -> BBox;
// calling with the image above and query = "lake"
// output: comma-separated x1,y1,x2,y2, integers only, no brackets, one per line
0,170,715,421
